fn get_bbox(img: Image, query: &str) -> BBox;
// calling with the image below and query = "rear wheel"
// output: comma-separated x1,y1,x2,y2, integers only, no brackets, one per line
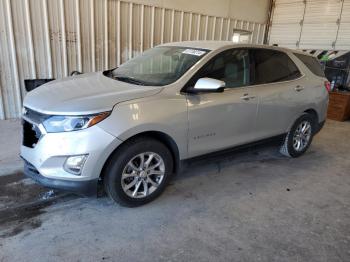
103,137,173,207
280,114,315,158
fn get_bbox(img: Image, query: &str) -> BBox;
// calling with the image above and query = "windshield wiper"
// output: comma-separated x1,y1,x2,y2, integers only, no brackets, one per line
113,76,147,86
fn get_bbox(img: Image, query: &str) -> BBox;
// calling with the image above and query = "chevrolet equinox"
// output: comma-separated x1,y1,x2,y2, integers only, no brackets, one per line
21,41,329,206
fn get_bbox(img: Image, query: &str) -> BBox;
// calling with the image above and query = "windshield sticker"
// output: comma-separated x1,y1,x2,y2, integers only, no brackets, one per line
182,49,206,56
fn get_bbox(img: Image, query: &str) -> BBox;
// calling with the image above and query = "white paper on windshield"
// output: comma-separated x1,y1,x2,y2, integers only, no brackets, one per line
182,49,206,56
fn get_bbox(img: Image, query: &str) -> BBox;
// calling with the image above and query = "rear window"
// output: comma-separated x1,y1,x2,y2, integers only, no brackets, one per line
294,53,325,77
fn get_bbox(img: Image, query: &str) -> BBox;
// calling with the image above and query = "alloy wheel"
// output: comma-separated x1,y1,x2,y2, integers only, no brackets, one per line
293,121,312,152
121,152,165,199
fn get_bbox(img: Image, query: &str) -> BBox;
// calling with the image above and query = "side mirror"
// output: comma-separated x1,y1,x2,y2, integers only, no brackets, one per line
190,78,225,93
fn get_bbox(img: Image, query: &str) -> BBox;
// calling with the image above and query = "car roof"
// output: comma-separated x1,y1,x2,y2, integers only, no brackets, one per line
160,41,235,50
159,41,312,56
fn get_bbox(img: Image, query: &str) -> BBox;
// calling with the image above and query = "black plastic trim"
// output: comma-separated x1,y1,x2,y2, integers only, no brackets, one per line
314,120,326,134
180,134,286,169
22,159,98,196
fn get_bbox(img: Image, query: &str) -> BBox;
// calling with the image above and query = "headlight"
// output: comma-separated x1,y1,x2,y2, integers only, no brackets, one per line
42,112,110,133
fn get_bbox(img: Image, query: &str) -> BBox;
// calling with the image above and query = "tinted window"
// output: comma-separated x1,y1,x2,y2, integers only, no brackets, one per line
294,53,325,77
251,49,302,85
187,49,250,89
325,52,350,70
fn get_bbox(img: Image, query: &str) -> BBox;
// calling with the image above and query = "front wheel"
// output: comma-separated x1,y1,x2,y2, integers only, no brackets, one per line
280,114,315,158
103,137,173,207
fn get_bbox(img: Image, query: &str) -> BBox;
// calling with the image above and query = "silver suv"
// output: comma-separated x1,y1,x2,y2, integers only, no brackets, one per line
21,41,329,206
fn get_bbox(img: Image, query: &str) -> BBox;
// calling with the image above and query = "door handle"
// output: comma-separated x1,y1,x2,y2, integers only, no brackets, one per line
240,94,256,101
295,85,304,92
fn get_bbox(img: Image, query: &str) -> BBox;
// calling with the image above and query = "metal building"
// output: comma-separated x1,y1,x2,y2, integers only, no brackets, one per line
268,0,350,50
0,0,266,120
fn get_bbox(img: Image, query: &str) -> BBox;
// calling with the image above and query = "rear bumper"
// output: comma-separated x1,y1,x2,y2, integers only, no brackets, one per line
23,159,98,196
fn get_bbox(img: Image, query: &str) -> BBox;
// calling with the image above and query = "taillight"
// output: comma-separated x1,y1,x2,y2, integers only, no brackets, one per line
324,81,331,92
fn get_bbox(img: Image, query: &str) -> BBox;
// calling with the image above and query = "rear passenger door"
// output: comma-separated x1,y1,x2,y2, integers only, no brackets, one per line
249,49,304,139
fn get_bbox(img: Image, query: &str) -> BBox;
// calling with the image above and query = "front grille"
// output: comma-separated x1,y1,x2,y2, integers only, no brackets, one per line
22,107,49,148
22,120,42,148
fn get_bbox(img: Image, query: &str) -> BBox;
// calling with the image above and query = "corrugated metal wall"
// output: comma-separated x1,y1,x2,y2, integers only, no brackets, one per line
0,0,266,120
268,0,350,50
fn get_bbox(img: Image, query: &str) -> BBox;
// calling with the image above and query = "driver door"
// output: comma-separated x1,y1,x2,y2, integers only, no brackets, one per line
185,48,259,158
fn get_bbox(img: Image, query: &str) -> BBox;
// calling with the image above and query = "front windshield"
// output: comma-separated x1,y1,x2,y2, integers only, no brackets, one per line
112,46,209,86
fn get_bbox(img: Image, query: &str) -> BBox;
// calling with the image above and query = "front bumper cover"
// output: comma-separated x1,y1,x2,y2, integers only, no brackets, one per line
23,159,98,196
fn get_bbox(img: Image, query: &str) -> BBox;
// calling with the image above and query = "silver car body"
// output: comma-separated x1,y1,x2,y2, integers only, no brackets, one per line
21,41,329,191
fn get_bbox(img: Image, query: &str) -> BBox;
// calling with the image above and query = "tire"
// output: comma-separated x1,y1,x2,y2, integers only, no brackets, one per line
103,137,173,207
280,113,316,158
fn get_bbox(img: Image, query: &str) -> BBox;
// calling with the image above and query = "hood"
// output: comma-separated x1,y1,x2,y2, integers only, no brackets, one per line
23,72,162,115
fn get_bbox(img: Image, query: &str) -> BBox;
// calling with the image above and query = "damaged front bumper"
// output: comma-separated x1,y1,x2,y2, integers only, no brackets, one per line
23,159,98,196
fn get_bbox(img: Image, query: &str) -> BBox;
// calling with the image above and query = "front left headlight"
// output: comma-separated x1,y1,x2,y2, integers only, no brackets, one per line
42,111,110,133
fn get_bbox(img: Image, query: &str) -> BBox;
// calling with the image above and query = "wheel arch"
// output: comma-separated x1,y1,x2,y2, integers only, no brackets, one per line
286,108,320,134
100,131,181,181
303,108,319,123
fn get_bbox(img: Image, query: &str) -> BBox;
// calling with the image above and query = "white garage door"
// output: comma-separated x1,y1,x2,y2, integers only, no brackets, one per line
269,0,350,50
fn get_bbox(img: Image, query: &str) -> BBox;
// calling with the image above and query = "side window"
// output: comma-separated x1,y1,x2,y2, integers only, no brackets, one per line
294,53,325,77
187,49,250,89
251,49,301,85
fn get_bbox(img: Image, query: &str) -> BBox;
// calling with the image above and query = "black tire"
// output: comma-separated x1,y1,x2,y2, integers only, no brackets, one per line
103,137,173,207
280,113,316,158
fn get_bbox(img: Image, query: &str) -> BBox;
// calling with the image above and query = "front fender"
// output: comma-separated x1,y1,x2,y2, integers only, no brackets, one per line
97,94,189,159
